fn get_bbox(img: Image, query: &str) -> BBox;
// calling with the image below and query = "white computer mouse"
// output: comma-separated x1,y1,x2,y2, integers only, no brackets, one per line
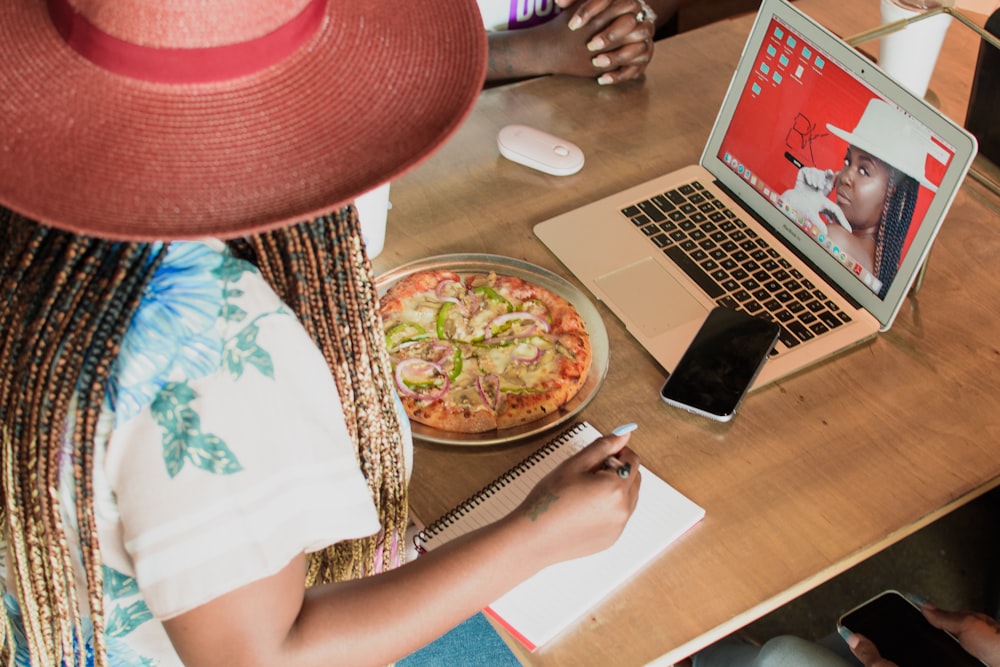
497,124,585,176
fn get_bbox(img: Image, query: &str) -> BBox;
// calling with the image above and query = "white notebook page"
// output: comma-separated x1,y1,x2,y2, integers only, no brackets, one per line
414,422,705,651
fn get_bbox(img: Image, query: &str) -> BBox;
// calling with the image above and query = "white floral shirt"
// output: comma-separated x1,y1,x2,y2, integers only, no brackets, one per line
2,240,404,665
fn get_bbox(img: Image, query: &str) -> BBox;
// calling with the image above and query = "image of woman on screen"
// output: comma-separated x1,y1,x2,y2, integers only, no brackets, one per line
781,98,938,299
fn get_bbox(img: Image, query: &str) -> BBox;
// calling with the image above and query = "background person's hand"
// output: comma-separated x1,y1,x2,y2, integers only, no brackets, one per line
559,0,657,84
845,631,900,667
922,603,1000,666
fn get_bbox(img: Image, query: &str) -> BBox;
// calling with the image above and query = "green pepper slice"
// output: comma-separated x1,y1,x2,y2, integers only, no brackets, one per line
436,301,457,340
447,347,463,381
473,285,514,312
385,322,429,350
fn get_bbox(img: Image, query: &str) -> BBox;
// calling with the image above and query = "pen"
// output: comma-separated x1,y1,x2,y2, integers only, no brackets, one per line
604,456,632,479
605,423,638,479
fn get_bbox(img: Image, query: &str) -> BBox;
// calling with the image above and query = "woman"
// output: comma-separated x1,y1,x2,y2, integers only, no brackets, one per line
781,99,936,299
0,1,640,664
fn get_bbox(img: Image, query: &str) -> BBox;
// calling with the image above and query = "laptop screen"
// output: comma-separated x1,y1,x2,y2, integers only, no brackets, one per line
714,15,959,301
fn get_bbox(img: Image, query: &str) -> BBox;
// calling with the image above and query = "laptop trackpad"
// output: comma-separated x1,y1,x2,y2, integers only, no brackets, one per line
595,258,706,337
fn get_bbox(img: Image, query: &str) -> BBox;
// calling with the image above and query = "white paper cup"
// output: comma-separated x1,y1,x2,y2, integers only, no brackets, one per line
879,0,953,98
354,182,391,258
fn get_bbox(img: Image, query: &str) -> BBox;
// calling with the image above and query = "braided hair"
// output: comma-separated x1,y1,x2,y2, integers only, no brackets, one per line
873,169,919,299
1,206,407,665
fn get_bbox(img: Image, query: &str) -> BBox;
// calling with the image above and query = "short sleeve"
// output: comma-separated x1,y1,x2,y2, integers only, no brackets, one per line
99,241,380,619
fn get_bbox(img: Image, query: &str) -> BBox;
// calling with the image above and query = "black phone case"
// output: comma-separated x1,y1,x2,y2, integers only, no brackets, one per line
659,307,779,421
839,591,983,667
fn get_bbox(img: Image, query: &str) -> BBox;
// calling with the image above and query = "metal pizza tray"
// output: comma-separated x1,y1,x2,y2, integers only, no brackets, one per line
375,254,609,446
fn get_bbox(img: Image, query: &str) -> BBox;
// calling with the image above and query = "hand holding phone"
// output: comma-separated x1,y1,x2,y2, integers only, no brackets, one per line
839,590,986,666
659,307,779,422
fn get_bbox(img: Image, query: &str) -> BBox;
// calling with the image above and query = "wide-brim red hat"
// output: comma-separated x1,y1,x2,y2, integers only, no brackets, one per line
0,0,486,241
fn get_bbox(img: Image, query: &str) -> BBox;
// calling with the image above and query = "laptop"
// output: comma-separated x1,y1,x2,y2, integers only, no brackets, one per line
534,0,977,386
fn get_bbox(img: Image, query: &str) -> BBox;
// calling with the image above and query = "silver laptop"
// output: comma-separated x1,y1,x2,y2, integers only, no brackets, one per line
535,0,977,386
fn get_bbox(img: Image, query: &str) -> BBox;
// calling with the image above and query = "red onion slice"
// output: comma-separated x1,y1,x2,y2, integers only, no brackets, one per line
394,358,449,401
477,374,500,410
511,342,541,363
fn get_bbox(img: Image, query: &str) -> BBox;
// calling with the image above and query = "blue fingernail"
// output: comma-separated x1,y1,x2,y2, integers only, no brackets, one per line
612,423,638,436
905,593,929,607
837,626,853,642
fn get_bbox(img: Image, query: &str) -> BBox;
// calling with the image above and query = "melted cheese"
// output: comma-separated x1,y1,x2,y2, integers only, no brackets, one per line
385,273,571,412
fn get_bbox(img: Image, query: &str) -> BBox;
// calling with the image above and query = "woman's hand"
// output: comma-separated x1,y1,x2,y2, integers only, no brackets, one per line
781,166,851,233
780,186,850,236
794,166,837,195
511,429,641,564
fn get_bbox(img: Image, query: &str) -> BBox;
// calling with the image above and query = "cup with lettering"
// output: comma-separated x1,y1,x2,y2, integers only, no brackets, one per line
878,0,953,98
355,181,392,259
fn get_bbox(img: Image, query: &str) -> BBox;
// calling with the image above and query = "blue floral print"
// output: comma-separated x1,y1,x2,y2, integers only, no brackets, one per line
3,592,155,666
109,242,226,425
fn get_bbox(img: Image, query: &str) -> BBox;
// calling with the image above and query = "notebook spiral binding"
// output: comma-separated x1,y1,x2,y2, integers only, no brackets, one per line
413,421,589,553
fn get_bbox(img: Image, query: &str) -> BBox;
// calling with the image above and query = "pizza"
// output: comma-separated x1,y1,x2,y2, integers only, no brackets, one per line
379,269,591,433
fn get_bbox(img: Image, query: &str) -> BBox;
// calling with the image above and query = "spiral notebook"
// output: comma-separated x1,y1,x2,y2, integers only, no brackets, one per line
413,421,705,651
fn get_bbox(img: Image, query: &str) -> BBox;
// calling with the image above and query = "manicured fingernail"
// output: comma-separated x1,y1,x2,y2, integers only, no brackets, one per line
597,74,614,85
905,593,930,607
838,626,858,648
587,37,605,51
592,54,611,68
568,15,583,30
612,423,638,436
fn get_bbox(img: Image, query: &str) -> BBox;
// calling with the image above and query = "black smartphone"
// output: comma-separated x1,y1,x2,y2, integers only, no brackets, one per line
838,590,984,667
659,307,779,422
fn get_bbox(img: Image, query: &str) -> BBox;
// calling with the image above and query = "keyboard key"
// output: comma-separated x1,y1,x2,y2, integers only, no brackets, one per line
651,194,676,213
637,200,666,222
787,321,814,342
663,246,724,298
809,322,830,336
778,326,802,348
819,312,843,329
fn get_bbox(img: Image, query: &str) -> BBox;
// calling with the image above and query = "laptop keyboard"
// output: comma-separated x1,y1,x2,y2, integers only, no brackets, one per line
620,180,852,350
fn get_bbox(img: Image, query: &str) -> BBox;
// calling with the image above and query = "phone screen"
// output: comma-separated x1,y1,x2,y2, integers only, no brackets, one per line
659,307,779,421
839,591,983,667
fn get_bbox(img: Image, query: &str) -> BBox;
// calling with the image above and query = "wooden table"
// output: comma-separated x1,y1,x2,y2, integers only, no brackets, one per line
374,1,1000,664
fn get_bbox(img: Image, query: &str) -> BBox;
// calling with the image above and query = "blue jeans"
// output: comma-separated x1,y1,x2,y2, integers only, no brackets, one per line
397,612,522,666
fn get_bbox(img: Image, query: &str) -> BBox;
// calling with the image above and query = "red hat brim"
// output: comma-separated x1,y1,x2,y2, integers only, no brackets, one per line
0,0,487,241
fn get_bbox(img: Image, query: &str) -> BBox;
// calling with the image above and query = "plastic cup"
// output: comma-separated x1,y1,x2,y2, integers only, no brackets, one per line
879,0,953,98
354,182,391,258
